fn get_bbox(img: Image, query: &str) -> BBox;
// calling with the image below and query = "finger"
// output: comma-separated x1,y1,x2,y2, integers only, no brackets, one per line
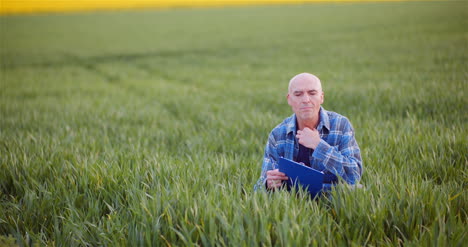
268,180,281,189
269,177,288,182
266,170,277,176
267,170,286,176
297,138,304,145
271,180,282,188
267,168,279,173
267,172,287,178
267,180,274,189
267,174,285,180
268,175,289,181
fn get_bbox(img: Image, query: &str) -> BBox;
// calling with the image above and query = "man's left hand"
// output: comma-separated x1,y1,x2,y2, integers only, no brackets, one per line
296,127,321,149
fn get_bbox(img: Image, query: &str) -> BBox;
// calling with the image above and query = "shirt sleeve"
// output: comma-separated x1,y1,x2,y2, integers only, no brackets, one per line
312,119,363,185
254,133,279,191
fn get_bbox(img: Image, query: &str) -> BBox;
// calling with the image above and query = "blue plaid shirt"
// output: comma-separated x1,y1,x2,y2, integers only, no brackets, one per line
254,107,362,191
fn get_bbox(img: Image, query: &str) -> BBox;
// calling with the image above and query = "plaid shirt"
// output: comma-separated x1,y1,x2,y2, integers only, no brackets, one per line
254,107,363,191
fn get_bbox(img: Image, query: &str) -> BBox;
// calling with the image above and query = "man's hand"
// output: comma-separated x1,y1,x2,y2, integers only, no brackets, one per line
296,127,321,149
266,169,288,190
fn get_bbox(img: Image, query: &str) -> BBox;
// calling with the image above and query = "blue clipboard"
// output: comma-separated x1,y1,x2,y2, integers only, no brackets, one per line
278,157,324,196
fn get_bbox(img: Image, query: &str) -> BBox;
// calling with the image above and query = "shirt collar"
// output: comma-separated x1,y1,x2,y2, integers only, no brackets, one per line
286,114,297,135
286,107,330,134
318,107,330,132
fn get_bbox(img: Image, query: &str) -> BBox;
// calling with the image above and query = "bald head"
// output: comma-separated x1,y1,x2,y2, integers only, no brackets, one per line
288,73,322,94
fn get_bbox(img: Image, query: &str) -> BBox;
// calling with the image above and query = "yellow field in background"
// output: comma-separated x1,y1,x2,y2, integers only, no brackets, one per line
1,0,410,15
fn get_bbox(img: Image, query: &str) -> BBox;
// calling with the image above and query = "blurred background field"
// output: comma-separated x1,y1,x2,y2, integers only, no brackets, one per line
1,0,467,246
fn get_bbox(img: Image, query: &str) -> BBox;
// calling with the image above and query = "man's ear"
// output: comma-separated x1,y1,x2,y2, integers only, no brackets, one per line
287,94,292,106
320,91,324,104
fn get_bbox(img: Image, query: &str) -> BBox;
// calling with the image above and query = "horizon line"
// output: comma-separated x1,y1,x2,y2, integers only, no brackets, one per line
1,0,427,16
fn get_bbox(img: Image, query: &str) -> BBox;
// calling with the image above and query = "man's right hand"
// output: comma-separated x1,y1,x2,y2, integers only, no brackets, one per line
266,169,289,190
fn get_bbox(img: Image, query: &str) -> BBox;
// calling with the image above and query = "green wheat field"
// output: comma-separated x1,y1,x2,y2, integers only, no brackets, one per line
1,1,467,246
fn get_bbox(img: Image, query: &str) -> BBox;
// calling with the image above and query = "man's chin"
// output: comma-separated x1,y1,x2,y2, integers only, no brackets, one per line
298,113,315,120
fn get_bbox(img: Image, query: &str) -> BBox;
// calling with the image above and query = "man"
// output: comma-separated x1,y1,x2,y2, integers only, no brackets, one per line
254,73,362,192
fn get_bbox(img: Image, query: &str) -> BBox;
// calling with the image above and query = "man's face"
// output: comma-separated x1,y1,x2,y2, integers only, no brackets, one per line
287,77,324,121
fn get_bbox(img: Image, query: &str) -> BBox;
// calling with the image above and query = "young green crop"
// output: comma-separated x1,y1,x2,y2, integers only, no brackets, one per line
1,1,467,246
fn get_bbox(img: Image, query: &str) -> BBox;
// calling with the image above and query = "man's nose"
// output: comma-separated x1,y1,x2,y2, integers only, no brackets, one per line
302,94,312,102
